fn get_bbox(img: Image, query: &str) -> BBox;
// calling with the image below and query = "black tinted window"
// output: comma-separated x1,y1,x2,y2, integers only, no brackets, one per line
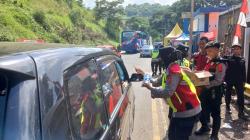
66,60,107,140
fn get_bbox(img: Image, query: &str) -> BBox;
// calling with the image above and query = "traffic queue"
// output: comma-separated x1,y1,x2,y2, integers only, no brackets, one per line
136,36,249,140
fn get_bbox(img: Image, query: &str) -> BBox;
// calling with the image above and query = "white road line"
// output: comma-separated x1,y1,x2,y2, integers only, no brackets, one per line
152,99,161,140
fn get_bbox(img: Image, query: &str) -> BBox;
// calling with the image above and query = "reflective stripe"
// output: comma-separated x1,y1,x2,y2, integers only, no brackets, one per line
181,71,200,103
80,103,85,124
161,73,167,89
162,73,177,112
182,58,191,68
174,92,182,104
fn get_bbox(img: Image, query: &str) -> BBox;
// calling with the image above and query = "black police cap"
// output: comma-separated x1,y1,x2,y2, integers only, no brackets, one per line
177,44,189,53
205,42,221,49
159,47,175,59
200,36,209,43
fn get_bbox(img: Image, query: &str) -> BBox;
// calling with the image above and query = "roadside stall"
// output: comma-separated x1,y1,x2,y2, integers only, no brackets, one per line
163,23,183,46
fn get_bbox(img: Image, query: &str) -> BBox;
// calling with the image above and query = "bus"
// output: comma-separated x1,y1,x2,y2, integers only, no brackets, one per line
121,31,148,54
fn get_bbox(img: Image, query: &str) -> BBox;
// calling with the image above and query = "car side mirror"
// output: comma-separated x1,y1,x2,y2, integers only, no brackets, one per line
130,73,143,82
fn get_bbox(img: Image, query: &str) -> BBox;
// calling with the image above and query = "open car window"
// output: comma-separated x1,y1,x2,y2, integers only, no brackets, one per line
65,60,108,140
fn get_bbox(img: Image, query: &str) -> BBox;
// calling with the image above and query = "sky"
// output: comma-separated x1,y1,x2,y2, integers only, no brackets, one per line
85,0,178,8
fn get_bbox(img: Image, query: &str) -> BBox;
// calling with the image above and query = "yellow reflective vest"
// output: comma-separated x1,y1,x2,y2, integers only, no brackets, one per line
151,50,159,59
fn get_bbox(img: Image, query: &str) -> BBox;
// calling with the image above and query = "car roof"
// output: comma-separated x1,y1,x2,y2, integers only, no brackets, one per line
0,43,116,76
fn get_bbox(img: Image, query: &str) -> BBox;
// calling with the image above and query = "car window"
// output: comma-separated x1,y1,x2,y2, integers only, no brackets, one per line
114,62,129,82
115,63,126,82
100,60,123,116
65,60,107,140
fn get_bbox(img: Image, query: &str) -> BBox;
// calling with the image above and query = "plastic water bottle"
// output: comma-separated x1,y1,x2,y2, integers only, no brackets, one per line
143,74,151,84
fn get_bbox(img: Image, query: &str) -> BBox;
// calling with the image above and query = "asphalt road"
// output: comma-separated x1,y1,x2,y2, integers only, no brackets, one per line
122,53,250,140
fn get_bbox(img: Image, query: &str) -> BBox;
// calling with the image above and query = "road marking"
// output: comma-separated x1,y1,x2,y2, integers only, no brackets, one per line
152,99,161,140
159,99,168,129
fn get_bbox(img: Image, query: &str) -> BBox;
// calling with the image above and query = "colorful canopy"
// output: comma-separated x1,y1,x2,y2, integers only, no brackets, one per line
164,23,183,45
176,33,190,41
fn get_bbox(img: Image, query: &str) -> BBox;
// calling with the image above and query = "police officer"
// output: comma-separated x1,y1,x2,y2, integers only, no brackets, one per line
136,47,201,140
224,43,249,120
195,42,227,140
151,47,160,76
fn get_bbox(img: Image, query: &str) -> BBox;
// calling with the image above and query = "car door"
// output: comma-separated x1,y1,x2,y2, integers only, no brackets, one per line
97,56,135,140
64,59,109,140
98,58,123,140
113,61,135,140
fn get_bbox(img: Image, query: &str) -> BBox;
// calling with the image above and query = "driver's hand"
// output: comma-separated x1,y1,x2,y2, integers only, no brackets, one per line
142,83,152,90
135,67,145,75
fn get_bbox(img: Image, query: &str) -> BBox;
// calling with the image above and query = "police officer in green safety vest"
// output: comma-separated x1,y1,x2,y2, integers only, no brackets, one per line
151,47,161,76
135,47,201,140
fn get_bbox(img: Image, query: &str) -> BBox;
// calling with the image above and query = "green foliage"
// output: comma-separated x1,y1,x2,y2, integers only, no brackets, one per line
95,0,124,40
126,17,149,32
125,3,169,17
125,0,242,41
0,0,115,45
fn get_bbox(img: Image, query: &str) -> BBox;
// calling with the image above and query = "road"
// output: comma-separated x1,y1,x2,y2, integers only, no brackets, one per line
122,53,250,140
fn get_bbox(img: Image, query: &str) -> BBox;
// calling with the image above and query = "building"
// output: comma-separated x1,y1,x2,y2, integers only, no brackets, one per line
218,2,250,83
218,5,242,54
192,7,228,52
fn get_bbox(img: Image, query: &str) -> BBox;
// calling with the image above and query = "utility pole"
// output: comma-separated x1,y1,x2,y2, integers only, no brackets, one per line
189,0,194,57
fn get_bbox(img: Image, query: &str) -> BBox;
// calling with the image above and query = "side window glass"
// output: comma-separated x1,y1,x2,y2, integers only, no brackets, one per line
115,62,126,82
100,61,123,116
66,60,107,140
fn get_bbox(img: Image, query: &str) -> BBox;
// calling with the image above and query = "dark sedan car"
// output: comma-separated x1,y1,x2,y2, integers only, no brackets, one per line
0,46,135,140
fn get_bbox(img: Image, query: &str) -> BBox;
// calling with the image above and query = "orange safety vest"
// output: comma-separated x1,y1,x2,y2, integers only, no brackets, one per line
162,63,201,118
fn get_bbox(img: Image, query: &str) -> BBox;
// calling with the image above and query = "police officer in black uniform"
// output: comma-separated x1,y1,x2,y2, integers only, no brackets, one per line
195,42,227,140
224,43,249,120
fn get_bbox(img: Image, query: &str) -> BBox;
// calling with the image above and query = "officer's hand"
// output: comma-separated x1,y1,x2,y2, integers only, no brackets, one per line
142,83,152,90
135,67,145,75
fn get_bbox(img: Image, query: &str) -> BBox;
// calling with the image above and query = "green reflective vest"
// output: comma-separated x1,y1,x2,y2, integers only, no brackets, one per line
151,50,159,59
181,58,191,68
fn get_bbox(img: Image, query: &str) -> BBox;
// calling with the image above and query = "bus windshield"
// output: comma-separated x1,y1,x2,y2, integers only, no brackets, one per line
122,32,134,42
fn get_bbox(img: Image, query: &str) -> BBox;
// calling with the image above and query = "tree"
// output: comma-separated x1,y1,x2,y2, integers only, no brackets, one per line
77,0,84,7
195,0,241,7
126,17,150,32
95,0,124,40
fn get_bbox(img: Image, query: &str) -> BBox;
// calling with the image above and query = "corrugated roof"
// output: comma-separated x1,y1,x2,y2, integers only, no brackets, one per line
194,7,229,17
219,4,241,16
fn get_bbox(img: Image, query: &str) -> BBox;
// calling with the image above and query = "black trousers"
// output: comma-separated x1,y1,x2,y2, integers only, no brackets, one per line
199,86,223,136
151,61,161,74
225,82,245,113
168,115,199,140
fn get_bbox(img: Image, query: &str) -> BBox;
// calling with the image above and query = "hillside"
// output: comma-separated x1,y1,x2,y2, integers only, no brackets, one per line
0,0,117,45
